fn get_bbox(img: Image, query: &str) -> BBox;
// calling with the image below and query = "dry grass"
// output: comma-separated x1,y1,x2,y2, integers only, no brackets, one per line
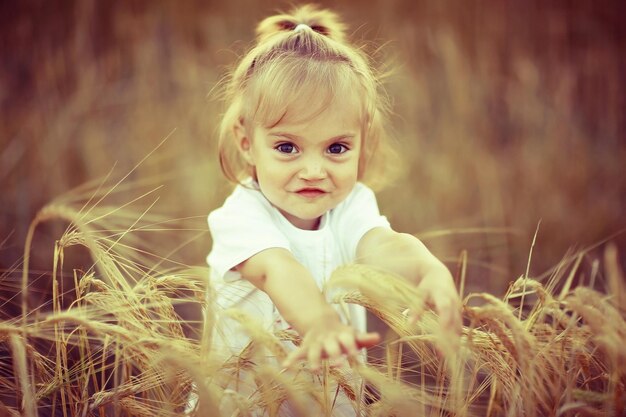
0,184,624,416
1,1,624,288
1,1,625,416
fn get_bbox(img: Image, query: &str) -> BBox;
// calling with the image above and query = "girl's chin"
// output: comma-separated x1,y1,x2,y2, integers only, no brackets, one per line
280,211,323,230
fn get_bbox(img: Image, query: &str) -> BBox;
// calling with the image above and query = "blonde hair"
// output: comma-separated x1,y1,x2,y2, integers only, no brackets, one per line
218,4,399,190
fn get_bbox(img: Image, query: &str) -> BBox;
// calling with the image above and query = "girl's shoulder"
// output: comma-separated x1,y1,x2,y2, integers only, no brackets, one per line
328,182,389,260
328,182,384,230
333,182,378,213
209,180,272,222
220,180,266,207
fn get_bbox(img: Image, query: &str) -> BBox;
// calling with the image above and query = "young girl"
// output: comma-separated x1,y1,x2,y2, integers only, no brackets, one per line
206,2,461,405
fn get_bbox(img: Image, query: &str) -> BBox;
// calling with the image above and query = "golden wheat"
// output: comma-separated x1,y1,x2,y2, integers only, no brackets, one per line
2,163,625,416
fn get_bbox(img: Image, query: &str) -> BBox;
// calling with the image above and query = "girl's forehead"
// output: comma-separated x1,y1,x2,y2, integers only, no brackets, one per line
255,86,365,128
273,89,364,128
269,95,363,133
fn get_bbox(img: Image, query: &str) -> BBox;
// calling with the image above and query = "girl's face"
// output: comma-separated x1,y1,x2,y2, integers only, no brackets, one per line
239,98,362,230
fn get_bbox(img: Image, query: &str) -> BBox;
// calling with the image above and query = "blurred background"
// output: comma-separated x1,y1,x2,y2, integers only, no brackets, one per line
1,0,625,304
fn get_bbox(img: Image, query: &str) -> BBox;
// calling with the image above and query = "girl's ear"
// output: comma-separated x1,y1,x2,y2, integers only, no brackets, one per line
234,118,254,165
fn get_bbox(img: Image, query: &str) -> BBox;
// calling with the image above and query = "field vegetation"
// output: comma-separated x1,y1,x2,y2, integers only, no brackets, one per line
1,1,624,415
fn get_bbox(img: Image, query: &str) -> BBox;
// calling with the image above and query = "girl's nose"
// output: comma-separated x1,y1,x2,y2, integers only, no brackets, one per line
298,159,327,181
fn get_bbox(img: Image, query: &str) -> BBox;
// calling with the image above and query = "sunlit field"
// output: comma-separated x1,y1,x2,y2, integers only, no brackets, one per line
1,1,625,416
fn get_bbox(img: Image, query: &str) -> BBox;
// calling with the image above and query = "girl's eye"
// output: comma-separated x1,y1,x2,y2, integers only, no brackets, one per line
328,143,348,154
276,143,297,154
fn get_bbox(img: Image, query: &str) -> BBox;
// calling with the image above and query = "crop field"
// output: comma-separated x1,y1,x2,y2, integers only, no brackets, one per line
1,1,625,416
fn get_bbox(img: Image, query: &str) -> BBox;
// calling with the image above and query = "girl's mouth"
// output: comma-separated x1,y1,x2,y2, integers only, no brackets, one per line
296,188,326,198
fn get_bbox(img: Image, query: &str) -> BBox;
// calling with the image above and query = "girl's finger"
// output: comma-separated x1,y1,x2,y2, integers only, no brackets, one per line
433,294,462,346
355,332,380,349
337,332,359,356
323,339,341,362
307,344,323,372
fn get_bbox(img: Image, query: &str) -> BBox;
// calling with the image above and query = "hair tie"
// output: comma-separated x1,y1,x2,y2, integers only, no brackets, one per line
294,23,310,32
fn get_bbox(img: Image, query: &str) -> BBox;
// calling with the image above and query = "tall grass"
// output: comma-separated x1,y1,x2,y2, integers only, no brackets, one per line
1,1,625,415
1,181,624,416
1,1,624,290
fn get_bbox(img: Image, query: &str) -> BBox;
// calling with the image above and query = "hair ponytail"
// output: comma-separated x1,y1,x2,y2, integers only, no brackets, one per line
255,4,347,43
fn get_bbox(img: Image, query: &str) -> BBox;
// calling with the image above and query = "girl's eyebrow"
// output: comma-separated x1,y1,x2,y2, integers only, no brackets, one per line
270,132,356,142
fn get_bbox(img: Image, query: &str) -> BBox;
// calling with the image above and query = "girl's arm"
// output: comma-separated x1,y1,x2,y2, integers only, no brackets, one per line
236,247,380,371
356,228,462,340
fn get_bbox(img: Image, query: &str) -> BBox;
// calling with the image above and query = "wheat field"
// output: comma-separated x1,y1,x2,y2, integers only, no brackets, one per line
1,1,625,416
1,183,624,416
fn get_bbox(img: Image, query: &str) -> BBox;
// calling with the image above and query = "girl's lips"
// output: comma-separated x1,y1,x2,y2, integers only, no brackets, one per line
296,188,326,198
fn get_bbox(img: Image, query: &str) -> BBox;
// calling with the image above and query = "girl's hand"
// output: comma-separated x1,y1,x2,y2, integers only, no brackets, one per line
357,229,463,352
282,318,380,372
408,267,462,349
